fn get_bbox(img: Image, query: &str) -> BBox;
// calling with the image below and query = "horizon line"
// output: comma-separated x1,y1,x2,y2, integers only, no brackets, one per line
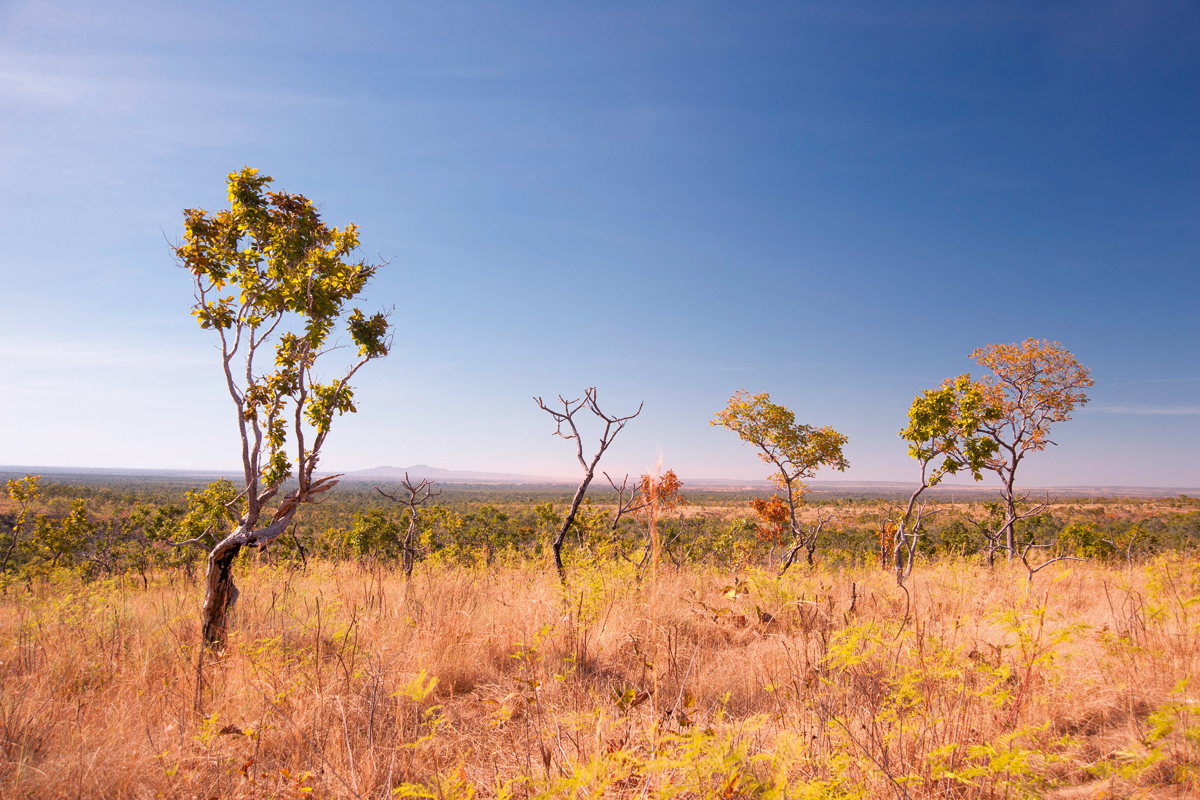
1,464,1196,494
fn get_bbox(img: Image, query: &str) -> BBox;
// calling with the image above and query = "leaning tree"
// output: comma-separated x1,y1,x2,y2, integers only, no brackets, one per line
174,167,391,647
712,390,848,573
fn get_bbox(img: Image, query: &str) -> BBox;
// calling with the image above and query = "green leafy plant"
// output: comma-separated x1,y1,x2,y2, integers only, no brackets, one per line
890,375,1000,583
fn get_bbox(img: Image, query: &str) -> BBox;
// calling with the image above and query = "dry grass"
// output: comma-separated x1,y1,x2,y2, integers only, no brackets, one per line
2,556,1200,798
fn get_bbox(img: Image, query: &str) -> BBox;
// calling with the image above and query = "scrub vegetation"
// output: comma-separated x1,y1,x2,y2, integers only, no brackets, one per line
1,483,1199,798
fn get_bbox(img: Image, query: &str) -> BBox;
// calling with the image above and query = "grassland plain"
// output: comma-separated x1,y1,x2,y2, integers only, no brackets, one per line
3,554,1200,798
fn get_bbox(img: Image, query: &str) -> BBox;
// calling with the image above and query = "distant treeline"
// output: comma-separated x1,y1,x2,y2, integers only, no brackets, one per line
1,476,1197,585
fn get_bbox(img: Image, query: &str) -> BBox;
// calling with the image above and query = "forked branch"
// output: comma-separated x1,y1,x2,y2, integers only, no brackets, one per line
535,388,642,579
779,508,836,576
376,473,441,577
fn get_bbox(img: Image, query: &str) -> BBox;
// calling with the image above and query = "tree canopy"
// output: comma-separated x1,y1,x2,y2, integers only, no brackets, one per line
969,338,1093,559
713,390,849,491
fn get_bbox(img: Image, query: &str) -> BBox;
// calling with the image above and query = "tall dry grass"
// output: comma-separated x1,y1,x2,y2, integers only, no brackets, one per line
1,556,1199,798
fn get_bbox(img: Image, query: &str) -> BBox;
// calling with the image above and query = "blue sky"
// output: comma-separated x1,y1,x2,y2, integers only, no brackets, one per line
1,0,1197,487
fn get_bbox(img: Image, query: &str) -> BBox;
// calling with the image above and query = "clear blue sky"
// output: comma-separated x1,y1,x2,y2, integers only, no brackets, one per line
1,1,1197,487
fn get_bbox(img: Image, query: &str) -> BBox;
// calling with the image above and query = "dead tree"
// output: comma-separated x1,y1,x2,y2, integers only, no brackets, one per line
1102,525,1145,573
606,472,644,532
989,491,1084,584
971,493,1050,568
662,510,704,570
1019,528,1084,585
376,474,440,577
535,388,642,578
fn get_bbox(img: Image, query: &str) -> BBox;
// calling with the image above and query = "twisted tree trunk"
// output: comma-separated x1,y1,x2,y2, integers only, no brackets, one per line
198,499,311,648
200,540,242,648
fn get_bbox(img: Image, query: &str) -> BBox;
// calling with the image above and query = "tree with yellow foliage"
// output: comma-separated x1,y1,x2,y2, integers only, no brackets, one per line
174,167,392,648
892,375,1000,582
971,339,1093,561
713,390,848,573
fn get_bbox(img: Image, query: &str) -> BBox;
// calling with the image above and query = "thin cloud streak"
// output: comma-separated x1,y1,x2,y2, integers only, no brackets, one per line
0,337,210,370
1088,405,1200,415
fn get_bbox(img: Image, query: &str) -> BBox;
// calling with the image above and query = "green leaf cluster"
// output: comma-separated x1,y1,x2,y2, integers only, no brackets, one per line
174,167,391,508
176,479,240,551
900,374,1002,486
712,390,849,490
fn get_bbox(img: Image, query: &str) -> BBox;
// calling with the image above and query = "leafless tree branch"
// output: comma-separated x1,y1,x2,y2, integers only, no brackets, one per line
375,474,441,577
535,388,642,579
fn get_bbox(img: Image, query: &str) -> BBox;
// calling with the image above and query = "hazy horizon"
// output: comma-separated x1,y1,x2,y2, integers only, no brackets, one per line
2,462,1196,493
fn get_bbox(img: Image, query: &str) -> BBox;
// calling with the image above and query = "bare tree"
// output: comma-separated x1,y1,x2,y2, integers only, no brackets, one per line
605,470,685,568
535,388,642,578
376,474,440,577
1102,524,1145,573
1012,495,1083,585
970,495,1051,568
606,473,642,532
886,500,938,585
778,508,836,575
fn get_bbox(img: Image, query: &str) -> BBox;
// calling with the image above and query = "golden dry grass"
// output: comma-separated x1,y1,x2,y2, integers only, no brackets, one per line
2,557,1200,798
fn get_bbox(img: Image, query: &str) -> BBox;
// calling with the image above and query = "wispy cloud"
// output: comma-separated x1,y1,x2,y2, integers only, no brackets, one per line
0,50,339,129
1106,377,1200,386
0,65,90,107
0,337,209,371
1088,405,1200,415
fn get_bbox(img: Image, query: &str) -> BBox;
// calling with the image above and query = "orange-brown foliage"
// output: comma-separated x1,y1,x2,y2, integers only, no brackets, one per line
748,495,791,545
633,469,685,517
